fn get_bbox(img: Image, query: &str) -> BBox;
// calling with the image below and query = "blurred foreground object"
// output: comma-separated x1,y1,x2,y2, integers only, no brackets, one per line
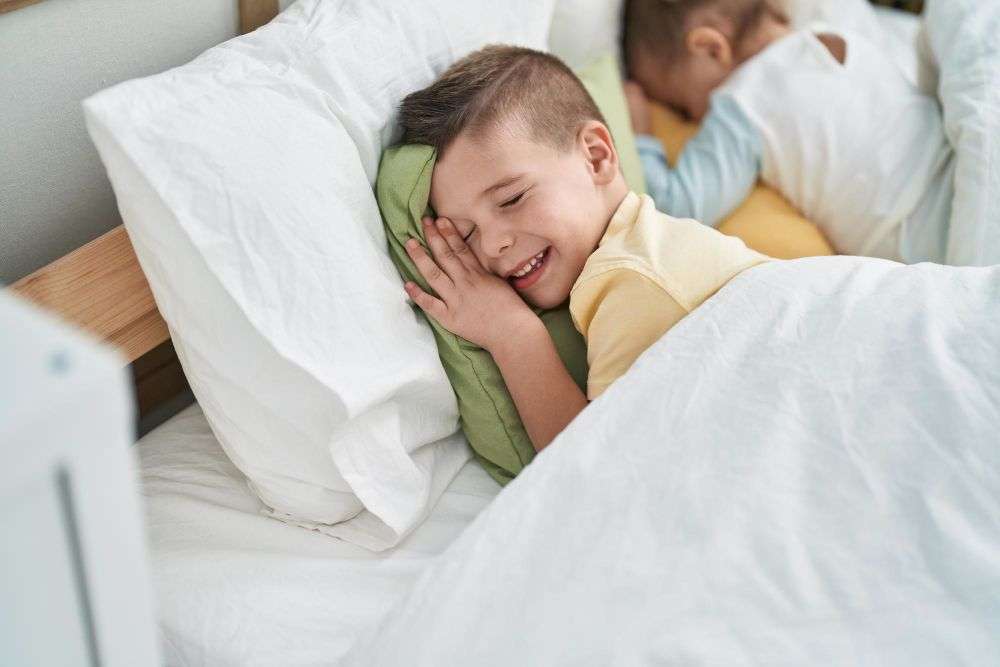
0,291,160,666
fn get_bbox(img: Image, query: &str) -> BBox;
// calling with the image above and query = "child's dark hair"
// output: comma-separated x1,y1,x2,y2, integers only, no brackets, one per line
623,0,787,72
399,45,607,156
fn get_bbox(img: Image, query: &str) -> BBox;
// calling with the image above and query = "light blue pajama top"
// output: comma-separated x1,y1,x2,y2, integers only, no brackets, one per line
635,97,762,229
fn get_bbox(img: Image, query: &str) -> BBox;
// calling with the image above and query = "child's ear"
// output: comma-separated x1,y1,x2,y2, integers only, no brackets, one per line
579,121,619,187
686,26,733,68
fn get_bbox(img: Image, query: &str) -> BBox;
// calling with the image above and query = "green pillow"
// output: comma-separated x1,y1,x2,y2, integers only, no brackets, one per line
376,52,645,485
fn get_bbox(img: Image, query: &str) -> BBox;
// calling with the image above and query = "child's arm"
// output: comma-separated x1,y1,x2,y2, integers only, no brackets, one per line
489,319,589,451
626,85,762,227
404,217,587,452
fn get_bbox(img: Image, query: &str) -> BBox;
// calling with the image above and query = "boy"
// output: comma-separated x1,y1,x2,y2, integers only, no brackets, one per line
621,0,957,265
397,45,769,451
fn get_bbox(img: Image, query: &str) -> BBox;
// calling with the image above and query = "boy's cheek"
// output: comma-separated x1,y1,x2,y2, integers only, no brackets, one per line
533,277,575,310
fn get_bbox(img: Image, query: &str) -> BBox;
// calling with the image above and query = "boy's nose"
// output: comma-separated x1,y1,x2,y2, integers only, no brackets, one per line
480,227,515,259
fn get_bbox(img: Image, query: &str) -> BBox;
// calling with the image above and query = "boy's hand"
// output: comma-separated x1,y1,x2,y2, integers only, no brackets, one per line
623,80,652,135
404,216,538,352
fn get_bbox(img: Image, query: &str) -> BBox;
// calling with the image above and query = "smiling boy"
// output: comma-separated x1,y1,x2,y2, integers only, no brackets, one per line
398,45,769,451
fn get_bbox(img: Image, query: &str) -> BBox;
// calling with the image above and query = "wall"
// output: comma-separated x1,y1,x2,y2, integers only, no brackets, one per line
0,0,239,284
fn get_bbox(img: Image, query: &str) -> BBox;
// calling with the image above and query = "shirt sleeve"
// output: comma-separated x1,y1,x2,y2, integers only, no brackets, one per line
577,269,688,400
636,96,763,228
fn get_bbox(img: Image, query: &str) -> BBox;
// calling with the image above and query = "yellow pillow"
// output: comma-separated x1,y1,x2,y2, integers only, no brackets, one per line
648,103,834,259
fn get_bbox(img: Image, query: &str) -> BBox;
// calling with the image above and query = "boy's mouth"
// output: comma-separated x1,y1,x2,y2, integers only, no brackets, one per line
508,247,551,291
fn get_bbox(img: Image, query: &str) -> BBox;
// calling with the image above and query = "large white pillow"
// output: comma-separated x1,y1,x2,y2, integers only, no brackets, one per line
779,0,882,36
83,0,556,551
782,0,933,91
872,6,935,92
548,0,625,69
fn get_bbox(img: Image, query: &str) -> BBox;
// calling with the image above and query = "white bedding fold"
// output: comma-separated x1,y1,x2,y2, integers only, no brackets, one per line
924,0,1000,265
348,257,1000,665
136,405,502,666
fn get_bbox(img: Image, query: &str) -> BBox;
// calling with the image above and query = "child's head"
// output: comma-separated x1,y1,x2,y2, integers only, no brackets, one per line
624,0,788,121
399,45,628,309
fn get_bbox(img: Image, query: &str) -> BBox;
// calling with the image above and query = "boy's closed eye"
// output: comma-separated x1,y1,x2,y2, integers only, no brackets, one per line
500,190,527,208
459,189,529,241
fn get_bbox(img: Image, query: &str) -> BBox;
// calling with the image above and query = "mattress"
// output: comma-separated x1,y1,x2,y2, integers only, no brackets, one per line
136,404,501,666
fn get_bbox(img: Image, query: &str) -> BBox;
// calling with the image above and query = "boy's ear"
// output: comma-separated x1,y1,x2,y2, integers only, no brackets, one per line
686,26,733,68
579,121,619,187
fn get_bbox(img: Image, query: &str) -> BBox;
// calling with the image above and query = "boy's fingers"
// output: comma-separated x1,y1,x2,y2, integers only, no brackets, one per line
404,281,447,322
435,217,481,272
405,238,453,296
423,218,467,278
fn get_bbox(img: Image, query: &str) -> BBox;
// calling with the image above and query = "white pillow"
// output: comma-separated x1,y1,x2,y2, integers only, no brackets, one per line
873,6,937,94
83,0,556,551
548,0,625,69
780,0,881,35
783,0,932,91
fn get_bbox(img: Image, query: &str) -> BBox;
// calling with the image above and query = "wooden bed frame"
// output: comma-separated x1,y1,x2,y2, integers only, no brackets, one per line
7,0,280,422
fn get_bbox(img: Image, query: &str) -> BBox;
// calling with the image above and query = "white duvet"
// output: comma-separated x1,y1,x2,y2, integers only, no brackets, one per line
348,257,1000,664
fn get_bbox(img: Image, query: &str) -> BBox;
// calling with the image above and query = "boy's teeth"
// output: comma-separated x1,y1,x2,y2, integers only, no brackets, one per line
512,251,546,278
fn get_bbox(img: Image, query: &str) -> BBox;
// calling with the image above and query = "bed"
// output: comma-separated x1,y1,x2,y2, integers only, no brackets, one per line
9,1,999,665
138,403,501,665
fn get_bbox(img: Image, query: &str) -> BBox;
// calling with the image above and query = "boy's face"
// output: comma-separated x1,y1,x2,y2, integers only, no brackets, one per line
429,122,616,309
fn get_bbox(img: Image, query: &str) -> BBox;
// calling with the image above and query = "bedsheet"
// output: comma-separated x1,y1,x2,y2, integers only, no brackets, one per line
349,256,1000,665
136,405,500,666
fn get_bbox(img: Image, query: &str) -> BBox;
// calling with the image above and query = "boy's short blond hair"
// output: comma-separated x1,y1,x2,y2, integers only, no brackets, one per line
399,45,606,155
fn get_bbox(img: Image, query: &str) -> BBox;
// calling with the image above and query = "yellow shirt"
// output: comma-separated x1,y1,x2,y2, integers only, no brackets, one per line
569,192,770,399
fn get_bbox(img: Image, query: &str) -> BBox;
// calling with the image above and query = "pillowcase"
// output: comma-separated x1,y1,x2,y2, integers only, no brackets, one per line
782,0,933,93
83,0,558,551
778,0,882,36
548,0,625,70
872,5,935,93
648,103,834,259
377,52,647,485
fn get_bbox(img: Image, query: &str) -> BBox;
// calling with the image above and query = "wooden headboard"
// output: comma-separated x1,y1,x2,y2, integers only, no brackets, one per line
7,0,280,422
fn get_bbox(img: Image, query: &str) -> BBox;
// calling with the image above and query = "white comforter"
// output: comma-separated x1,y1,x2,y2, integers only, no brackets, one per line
348,257,1000,664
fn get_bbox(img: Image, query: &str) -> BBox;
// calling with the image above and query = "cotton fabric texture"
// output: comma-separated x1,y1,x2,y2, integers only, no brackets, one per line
348,257,1000,665
716,27,951,261
376,52,648,484
924,0,1000,265
570,192,769,399
137,403,502,666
